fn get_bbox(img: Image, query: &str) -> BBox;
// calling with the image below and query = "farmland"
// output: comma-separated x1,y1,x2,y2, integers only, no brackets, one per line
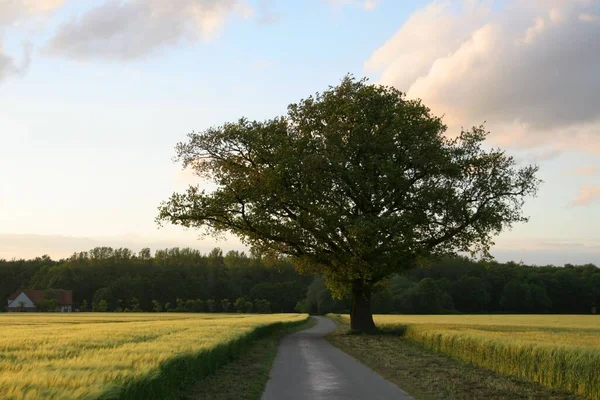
330,314,600,399
0,313,306,400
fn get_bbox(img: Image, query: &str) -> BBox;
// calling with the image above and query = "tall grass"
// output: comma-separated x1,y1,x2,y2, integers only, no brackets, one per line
332,314,600,400
0,313,307,400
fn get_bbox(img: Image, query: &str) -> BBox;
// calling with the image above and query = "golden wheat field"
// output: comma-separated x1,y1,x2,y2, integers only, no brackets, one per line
0,313,306,400
336,314,600,399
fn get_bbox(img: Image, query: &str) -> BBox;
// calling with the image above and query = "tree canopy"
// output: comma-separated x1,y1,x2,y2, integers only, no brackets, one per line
158,76,540,331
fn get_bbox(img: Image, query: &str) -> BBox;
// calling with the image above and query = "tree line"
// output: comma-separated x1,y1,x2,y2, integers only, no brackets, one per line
296,256,600,315
0,247,311,313
2,249,598,315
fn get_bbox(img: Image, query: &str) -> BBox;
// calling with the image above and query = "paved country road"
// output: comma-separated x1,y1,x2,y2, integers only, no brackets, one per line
262,316,413,400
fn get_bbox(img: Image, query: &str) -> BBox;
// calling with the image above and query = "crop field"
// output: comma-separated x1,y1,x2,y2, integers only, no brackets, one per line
0,313,306,400
334,314,600,399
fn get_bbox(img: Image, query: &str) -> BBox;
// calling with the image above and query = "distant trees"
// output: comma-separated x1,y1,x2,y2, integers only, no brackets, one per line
2,248,598,315
235,297,246,313
220,299,231,313
94,300,108,312
1,246,311,313
297,256,599,315
451,276,490,313
206,299,217,312
36,298,58,312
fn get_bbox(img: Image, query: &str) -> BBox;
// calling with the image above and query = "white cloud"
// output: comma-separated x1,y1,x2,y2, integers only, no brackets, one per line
0,0,63,83
570,185,600,206
366,0,600,153
46,0,252,61
324,0,378,11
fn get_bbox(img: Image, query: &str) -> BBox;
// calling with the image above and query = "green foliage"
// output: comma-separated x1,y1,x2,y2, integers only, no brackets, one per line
220,299,230,312
301,255,598,315
36,298,58,312
152,300,163,313
164,302,171,312
80,299,88,312
451,276,490,313
95,300,108,312
206,299,216,312
192,299,204,313
234,297,246,313
130,298,142,312
184,299,196,312
253,299,271,313
245,301,253,313
249,281,306,313
2,246,310,314
175,298,186,312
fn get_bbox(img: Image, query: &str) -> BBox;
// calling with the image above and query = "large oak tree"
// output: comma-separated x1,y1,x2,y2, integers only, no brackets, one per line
158,76,540,331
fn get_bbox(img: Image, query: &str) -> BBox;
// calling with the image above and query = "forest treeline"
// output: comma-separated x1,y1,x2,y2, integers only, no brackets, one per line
298,257,600,315
1,247,598,314
0,247,311,313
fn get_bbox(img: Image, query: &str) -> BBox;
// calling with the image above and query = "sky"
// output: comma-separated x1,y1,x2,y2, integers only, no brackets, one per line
0,0,599,266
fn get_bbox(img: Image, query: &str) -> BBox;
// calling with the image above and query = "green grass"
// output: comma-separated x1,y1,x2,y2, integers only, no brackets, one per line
181,317,317,400
0,313,307,399
329,314,599,399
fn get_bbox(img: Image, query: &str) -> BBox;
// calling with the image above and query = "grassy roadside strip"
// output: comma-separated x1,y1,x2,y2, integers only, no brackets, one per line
180,316,317,400
326,315,581,400
96,316,311,400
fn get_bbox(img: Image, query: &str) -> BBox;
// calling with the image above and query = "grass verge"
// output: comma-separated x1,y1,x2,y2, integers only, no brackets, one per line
96,316,310,400
179,317,317,400
326,315,581,400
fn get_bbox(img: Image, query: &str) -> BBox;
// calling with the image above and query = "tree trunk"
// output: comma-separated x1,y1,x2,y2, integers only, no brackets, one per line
350,281,376,332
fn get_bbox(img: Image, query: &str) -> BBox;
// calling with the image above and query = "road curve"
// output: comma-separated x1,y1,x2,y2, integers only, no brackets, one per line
262,316,413,400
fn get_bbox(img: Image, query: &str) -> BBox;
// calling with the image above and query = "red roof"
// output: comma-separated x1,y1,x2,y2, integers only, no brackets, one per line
8,289,73,305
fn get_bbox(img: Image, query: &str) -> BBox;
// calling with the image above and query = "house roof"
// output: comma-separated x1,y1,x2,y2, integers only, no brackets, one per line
8,289,73,305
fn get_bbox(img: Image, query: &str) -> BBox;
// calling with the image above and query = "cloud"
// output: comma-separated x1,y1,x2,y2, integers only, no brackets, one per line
0,0,63,83
366,0,600,152
256,0,281,24
325,0,378,11
0,0,64,25
570,185,600,206
0,41,32,82
563,165,600,176
46,0,252,61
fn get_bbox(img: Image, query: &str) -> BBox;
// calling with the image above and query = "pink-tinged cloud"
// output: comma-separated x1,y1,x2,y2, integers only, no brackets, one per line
571,185,600,206
563,165,600,176
366,0,600,153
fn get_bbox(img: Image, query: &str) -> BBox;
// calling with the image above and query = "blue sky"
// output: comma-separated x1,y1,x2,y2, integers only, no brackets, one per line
0,0,599,265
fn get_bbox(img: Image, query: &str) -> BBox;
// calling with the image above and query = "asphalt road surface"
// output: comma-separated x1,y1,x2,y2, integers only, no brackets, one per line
262,316,413,400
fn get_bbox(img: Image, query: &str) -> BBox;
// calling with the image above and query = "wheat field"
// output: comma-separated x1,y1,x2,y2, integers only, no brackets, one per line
0,313,306,400
335,314,600,399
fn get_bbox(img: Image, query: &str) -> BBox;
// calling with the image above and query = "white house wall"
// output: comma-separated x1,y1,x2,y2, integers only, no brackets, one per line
7,292,35,309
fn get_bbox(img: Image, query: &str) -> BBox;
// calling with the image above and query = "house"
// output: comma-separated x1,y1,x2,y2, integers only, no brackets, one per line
6,289,73,312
